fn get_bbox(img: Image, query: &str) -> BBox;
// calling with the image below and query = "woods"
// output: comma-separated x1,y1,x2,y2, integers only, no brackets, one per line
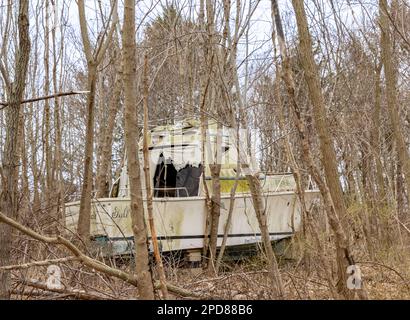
0,0,409,301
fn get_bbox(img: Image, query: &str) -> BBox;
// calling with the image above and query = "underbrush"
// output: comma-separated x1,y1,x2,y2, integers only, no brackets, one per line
8,203,410,300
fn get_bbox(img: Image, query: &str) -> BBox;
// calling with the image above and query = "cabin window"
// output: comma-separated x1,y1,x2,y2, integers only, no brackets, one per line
153,153,202,197
175,164,202,197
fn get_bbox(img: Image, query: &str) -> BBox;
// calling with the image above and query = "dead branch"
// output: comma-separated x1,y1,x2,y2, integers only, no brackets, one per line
0,257,79,271
11,288,57,298
16,278,108,300
0,91,90,109
0,211,203,299
356,261,410,292
393,215,410,235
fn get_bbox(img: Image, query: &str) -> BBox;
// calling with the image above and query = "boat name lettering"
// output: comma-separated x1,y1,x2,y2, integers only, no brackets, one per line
112,206,129,219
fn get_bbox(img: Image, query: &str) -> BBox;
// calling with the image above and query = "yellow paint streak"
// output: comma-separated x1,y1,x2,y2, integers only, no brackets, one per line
206,179,250,194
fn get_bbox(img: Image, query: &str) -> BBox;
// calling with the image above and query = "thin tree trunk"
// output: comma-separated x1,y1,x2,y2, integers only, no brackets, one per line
228,62,285,299
122,0,155,300
272,0,367,299
218,0,285,298
95,47,121,198
379,0,410,207
142,54,168,299
18,107,29,212
198,0,213,265
207,120,222,275
76,63,97,241
205,0,222,276
76,0,117,241
371,63,386,205
291,0,347,226
51,0,65,231
215,129,240,273
271,26,338,297
43,0,53,212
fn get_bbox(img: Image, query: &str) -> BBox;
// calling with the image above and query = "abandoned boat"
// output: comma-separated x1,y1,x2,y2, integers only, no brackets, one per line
65,119,319,260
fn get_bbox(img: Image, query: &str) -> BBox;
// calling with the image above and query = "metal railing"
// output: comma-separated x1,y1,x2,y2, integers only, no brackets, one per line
264,173,317,192
153,187,189,197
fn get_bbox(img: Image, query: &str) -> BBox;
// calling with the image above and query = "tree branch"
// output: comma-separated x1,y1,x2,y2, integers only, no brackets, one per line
95,0,119,65
77,0,93,64
0,59,10,91
0,257,78,271
0,211,203,299
0,91,90,109
16,278,109,300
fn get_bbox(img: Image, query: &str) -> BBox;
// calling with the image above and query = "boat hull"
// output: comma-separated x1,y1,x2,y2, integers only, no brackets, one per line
65,191,318,256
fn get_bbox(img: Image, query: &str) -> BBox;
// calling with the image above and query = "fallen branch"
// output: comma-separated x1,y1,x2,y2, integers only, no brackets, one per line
0,257,79,271
0,211,202,299
16,278,108,300
0,91,90,109
11,289,58,298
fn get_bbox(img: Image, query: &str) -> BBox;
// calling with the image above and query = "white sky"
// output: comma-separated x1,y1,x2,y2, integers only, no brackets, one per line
13,0,375,72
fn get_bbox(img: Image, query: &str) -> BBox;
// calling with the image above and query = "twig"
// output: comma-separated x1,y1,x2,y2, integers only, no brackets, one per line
11,288,56,298
0,91,90,109
392,215,410,235
0,257,79,271
356,261,410,292
16,278,108,300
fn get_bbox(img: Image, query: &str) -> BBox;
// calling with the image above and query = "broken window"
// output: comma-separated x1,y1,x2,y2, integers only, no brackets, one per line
153,153,202,197
153,153,177,197
175,164,202,197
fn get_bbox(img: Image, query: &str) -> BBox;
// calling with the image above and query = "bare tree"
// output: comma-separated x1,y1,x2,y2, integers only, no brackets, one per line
76,0,118,242
0,0,30,300
220,0,285,298
271,0,368,299
142,54,168,299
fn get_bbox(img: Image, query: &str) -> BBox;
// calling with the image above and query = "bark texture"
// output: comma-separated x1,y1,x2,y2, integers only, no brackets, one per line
0,0,30,300
122,0,155,300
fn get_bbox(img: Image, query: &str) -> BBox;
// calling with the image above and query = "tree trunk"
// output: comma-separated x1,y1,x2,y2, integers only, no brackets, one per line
95,57,121,198
271,27,338,297
228,55,285,300
219,0,285,298
51,0,65,231
207,145,222,275
43,0,53,214
204,5,221,272
291,0,347,225
0,0,30,300
198,0,213,265
371,63,386,205
76,0,117,242
142,54,168,299
379,0,410,208
76,63,97,241
272,0,367,299
122,0,155,300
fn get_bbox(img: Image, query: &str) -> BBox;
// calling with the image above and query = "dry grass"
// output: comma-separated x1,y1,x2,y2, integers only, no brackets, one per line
7,204,410,300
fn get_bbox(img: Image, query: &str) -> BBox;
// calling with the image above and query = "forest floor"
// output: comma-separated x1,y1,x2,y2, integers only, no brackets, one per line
8,213,410,300
10,238,410,300
170,249,410,300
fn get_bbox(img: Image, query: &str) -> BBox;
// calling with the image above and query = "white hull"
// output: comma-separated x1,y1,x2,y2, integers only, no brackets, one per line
65,190,318,255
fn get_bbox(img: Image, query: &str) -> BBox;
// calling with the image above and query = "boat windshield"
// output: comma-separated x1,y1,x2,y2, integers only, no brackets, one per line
153,153,202,197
